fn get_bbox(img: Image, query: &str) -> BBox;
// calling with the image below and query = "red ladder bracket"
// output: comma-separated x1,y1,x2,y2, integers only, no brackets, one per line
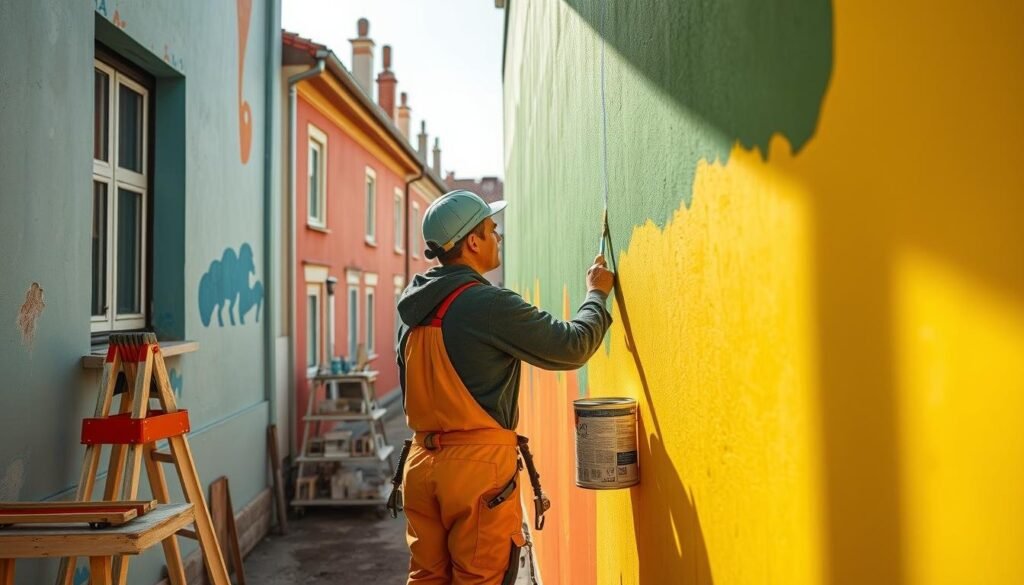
81,410,191,445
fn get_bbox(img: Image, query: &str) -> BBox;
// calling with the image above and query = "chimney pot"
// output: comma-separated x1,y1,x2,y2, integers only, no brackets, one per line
432,138,441,176
350,18,376,94
376,45,397,119
417,122,428,162
398,92,411,138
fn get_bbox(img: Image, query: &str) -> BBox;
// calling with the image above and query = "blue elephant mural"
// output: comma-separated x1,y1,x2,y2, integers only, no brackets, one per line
198,243,264,327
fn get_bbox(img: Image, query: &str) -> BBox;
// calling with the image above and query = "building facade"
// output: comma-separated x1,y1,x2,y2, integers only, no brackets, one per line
0,1,283,582
282,26,446,453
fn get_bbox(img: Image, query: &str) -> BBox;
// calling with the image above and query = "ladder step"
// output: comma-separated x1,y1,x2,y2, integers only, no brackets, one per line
150,450,175,463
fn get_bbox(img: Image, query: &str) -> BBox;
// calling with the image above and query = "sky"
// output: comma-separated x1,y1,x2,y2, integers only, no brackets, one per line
282,0,506,180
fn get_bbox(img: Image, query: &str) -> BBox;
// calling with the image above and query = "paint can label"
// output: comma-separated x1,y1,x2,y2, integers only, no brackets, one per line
574,406,639,489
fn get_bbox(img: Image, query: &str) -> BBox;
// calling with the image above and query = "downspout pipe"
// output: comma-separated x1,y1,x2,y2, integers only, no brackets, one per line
287,55,326,456
404,169,425,286
262,0,281,441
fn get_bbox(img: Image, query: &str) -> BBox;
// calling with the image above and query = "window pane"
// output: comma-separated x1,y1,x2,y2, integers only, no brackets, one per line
91,182,108,316
307,294,318,367
367,292,375,352
118,84,144,172
94,69,109,161
308,144,319,221
116,188,142,314
365,177,375,238
394,194,402,249
348,289,358,356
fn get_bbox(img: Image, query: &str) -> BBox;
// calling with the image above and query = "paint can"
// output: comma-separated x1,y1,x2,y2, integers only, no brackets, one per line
573,397,639,489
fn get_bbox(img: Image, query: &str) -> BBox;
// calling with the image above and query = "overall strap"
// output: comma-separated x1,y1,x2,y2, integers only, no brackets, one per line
429,282,481,327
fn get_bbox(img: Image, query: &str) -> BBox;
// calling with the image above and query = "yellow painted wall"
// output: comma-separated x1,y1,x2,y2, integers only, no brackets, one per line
505,1,1024,583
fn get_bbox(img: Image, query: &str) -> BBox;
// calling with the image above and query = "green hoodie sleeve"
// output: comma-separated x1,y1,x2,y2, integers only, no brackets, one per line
483,288,613,370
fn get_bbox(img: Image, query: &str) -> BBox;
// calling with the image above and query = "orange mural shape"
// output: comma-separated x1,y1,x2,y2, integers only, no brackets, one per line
236,0,252,164
517,286,598,585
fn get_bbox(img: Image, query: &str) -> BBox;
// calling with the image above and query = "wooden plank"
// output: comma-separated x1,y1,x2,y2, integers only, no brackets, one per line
0,501,154,513
210,477,246,584
267,424,288,535
0,503,193,558
0,510,135,527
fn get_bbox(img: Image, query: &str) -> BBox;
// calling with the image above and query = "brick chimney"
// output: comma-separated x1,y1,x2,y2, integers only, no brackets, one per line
417,121,428,162
376,45,397,119
397,92,411,138
432,138,441,176
349,18,375,95
445,171,456,184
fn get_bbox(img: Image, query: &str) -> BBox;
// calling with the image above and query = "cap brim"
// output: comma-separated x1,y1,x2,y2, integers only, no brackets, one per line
486,200,508,218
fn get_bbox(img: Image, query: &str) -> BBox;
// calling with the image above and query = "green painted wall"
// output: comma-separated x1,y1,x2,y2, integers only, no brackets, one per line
504,0,831,318
0,1,280,583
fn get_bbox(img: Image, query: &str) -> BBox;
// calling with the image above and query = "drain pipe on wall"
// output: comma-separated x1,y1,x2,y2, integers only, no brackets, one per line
404,169,426,286
286,55,325,456
262,0,282,441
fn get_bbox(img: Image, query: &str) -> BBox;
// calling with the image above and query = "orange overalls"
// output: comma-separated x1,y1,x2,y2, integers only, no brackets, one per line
399,282,527,584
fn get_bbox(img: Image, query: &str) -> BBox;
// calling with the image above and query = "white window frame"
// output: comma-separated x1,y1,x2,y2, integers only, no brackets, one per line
92,59,149,333
411,201,421,259
364,167,377,245
307,124,328,228
393,187,404,253
305,283,323,374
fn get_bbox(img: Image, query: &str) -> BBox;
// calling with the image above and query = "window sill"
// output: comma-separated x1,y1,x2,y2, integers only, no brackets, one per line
81,339,199,369
307,224,331,234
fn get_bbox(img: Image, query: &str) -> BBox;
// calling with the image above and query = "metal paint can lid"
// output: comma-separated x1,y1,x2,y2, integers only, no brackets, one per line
573,397,636,411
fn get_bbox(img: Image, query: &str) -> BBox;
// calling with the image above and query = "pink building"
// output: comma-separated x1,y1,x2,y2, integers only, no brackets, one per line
283,24,447,449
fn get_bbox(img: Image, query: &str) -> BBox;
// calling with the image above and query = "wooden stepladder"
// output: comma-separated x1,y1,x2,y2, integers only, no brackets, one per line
56,334,229,585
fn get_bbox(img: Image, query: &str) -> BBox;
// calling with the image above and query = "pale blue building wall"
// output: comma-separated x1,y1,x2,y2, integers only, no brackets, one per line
0,1,281,582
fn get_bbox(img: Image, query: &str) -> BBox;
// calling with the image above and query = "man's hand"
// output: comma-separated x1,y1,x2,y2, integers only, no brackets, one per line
587,254,615,296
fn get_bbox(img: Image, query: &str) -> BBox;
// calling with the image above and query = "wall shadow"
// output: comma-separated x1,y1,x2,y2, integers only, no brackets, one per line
631,427,713,585
608,242,712,584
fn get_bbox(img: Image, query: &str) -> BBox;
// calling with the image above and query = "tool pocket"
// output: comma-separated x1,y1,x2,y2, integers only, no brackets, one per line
474,470,524,570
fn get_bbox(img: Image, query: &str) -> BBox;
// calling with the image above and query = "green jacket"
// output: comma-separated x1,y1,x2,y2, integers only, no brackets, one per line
396,264,613,429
